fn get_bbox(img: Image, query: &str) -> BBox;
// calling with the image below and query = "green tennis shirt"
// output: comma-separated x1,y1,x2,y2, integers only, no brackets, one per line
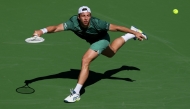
63,15,110,43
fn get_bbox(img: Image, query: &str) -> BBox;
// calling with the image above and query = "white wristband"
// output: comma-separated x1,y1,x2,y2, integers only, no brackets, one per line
40,28,48,34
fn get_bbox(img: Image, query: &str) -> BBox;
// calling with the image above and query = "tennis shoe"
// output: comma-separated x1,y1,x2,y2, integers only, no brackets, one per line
64,89,80,103
131,26,148,40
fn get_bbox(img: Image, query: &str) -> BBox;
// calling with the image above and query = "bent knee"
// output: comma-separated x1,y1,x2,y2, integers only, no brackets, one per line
81,57,92,66
102,46,116,58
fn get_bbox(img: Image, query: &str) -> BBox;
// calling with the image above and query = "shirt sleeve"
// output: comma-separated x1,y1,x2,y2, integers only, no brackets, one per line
63,20,74,31
97,19,110,31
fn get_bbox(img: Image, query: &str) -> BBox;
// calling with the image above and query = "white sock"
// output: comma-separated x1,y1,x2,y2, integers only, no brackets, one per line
121,33,135,42
74,83,83,94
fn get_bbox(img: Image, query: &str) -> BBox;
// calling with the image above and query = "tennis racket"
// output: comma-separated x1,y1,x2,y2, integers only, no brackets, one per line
25,35,45,43
16,84,35,94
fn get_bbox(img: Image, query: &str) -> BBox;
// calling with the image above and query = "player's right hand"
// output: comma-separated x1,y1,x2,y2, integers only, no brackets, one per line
135,32,146,41
33,30,43,37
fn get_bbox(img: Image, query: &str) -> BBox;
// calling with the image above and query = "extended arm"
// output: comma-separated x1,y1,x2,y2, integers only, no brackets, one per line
109,24,137,34
33,23,64,37
109,24,145,40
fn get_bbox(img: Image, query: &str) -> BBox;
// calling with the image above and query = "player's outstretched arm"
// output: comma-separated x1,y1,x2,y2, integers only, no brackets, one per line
109,24,145,40
33,23,64,37
109,24,137,34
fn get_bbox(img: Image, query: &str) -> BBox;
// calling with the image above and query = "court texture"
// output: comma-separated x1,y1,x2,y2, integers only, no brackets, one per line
0,0,190,109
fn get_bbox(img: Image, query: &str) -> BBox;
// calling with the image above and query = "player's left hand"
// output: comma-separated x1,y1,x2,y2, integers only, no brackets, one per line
135,32,146,41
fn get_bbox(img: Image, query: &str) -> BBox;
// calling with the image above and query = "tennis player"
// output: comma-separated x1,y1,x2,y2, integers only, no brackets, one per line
33,6,147,103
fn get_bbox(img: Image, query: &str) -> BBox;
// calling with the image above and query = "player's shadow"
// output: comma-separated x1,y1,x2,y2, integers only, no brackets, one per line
24,65,140,95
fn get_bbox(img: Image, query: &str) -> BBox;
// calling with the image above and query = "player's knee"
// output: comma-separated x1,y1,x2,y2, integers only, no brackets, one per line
81,57,91,66
108,47,117,58
102,48,116,58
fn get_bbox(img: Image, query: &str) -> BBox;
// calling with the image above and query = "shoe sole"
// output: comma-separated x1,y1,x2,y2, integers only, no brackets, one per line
64,98,80,103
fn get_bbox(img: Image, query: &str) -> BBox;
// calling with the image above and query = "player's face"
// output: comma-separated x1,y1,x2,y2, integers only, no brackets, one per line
78,12,91,27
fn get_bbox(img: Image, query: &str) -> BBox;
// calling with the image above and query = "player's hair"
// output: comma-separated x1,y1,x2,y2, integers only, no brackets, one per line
78,13,91,17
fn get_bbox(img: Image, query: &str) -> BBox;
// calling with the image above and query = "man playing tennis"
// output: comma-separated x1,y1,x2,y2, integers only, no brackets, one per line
33,6,147,103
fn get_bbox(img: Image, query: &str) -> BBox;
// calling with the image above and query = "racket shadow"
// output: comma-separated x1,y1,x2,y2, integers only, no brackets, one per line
24,65,140,95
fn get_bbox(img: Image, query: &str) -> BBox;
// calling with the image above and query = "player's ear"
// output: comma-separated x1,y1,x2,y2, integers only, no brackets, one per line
77,14,80,19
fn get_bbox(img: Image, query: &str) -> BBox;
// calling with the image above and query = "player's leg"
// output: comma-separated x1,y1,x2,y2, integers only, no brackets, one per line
76,39,110,86
77,49,99,85
101,36,126,58
102,26,147,58
64,48,99,103
64,39,109,103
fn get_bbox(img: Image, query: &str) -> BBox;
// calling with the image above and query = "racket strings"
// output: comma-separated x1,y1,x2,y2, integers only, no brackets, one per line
30,36,42,41
25,36,45,43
